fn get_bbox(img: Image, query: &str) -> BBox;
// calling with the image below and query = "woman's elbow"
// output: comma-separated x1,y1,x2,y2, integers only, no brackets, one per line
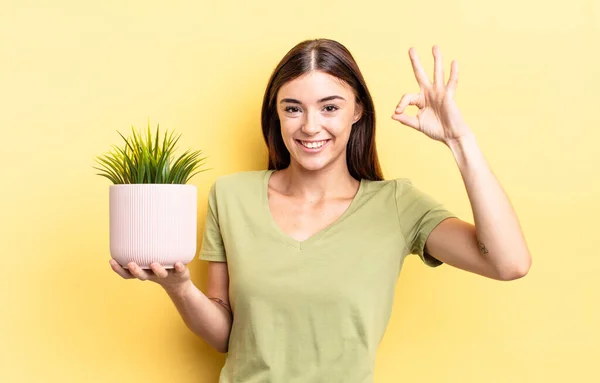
499,253,532,281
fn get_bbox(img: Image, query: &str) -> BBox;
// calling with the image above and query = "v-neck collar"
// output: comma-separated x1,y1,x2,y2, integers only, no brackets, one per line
262,169,365,250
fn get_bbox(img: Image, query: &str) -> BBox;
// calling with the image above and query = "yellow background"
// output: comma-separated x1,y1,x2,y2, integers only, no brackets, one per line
1,0,598,382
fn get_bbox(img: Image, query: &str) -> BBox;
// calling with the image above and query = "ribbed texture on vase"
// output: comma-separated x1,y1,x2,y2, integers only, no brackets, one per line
109,184,197,269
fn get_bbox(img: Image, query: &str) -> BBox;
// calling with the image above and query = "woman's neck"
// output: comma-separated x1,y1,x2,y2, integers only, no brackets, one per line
274,161,359,200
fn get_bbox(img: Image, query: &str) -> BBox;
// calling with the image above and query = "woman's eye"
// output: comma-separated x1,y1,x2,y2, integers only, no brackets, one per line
284,106,301,113
324,105,339,112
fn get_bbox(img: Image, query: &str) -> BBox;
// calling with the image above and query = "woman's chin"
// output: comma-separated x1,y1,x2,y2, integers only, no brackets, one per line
288,148,347,173
299,163,328,172
291,157,334,173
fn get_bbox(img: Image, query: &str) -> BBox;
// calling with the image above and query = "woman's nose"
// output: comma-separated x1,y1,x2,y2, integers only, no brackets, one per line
301,111,321,135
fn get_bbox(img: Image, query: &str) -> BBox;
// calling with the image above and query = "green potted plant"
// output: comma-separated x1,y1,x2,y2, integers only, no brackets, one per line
94,122,207,269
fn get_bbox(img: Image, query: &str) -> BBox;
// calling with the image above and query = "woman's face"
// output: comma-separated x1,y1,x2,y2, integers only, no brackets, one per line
276,71,362,173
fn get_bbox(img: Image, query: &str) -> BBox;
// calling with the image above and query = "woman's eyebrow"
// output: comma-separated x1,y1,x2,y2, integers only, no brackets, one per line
280,98,302,104
318,95,346,103
279,95,346,104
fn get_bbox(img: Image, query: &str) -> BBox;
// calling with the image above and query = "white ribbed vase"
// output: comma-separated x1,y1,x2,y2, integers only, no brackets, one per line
109,184,197,269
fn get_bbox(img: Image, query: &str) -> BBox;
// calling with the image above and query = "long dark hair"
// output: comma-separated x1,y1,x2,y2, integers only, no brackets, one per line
260,38,384,181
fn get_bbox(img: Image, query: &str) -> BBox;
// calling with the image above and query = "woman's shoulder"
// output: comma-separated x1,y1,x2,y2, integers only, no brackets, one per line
215,169,269,184
210,169,270,196
360,177,434,207
361,177,415,194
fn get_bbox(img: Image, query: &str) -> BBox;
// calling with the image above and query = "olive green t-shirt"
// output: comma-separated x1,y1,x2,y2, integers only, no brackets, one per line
199,170,456,383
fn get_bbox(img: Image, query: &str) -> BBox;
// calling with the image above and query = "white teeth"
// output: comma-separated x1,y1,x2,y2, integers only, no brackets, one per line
300,140,326,149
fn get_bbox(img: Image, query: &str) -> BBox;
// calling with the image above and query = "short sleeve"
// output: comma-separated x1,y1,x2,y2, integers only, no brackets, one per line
395,179,457,267
199,182,227,262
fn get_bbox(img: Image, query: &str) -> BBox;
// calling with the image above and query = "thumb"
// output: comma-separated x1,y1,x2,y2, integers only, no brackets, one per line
391,113,420,130
173,262,187,274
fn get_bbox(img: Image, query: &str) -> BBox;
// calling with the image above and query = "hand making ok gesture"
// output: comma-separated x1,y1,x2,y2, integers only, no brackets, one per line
392,46,473,144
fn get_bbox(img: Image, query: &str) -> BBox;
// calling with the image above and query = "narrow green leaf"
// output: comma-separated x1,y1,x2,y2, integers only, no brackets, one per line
94,123,208,184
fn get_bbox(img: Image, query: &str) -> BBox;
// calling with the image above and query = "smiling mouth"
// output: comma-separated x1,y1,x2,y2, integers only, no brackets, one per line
297,139,329,149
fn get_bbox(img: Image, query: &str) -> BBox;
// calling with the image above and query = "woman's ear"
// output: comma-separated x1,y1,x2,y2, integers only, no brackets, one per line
353,102,363,124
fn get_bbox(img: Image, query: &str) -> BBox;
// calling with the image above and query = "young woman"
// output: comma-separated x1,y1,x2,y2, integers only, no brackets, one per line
110,39,531,382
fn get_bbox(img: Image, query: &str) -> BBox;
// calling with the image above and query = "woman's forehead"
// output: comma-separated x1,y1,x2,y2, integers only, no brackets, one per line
277,71,354,102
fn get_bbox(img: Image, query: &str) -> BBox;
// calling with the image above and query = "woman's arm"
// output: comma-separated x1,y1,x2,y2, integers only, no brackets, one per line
163,262,232,352
392,46,530,280
425,133,531,280
110,260,232,352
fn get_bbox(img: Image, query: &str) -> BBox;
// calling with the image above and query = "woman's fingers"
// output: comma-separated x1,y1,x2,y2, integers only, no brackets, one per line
394,93,421,114
110,260,188,282
149,262,169,279
391,113,419,130
109,259,134,279
393,93,421,129
127,262,151,281
173,262,187,274
433,45,445,87
409,46,456,92
408,48,431,89
447,60,459,95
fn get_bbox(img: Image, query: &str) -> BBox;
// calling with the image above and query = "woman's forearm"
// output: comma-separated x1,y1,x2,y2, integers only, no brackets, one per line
447,132,531,279
164,281,232,353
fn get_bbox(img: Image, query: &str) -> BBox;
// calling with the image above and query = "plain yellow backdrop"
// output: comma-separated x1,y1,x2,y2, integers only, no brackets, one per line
1,0,598,382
